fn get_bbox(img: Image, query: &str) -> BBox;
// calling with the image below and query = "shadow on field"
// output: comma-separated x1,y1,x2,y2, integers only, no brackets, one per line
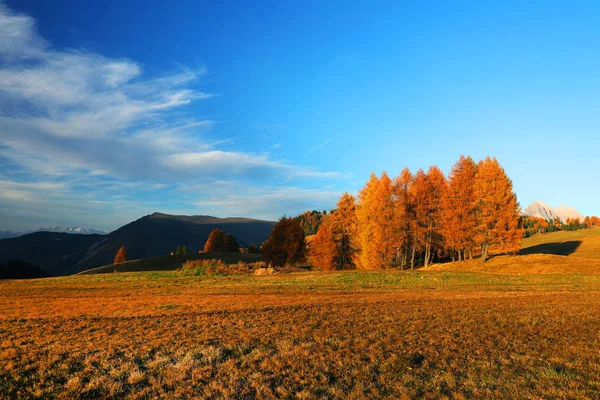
519,240,582,256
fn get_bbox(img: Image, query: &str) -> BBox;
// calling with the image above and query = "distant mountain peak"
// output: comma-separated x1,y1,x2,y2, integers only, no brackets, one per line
35,226,106,235
523,201,583,223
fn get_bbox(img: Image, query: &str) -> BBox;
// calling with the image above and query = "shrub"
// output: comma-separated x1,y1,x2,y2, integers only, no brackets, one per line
181,259,265,276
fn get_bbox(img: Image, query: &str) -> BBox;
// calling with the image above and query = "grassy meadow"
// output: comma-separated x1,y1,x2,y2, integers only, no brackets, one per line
2,229,600,398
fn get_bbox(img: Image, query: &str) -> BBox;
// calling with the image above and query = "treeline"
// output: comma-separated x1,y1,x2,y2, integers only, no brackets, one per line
310,156,522,270
565,216,599,231
522,216,599,238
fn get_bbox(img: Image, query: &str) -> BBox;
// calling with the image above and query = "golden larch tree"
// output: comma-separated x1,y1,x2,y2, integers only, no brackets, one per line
330,192,358,269
371,172,396,268
473,157,523,262
411,167,446,267
442,156,477,261
356,173,380,270
310,222,337,271
393,167,416,269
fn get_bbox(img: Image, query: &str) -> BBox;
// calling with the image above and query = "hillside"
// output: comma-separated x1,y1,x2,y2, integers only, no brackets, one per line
0,232,106,276
423,228,600,274
0,213,275,276
423,254,600,274
78,252,262,275
520,227,600,260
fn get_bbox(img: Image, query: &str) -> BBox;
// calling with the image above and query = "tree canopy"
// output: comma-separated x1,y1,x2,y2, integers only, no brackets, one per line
261,217,307,268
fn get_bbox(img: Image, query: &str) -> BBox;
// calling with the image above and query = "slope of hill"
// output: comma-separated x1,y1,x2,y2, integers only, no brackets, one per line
0,213,275,276
77,252,262,275
0,232,105,276
520,227,600,260
423,228,600,274
423,254,600,274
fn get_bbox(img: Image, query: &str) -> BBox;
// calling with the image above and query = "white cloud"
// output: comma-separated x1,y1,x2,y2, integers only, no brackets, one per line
0,180,66,202
192,185,341,220
0,3,46,57
0,3,350,230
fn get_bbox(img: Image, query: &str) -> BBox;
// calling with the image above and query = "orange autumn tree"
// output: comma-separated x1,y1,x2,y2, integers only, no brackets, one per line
442,156,477,262
393,167,417,269
356,173,380,270
372,172,396,267
330,192,358,269
310,222,337,271
114,246,128,264
411,167,446,267
474,157,522,262
204,228,225,253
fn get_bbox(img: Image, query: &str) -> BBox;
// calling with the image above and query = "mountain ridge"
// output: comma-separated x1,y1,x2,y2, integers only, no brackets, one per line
523,201,585,223
0,213,276,277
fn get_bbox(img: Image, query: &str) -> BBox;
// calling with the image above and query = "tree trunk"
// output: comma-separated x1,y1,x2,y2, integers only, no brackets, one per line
424,235,432,267
410,244,416,271
481,244,489,262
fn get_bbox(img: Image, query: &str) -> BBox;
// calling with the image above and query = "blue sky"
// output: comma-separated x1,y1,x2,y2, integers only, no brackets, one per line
0,1,599,232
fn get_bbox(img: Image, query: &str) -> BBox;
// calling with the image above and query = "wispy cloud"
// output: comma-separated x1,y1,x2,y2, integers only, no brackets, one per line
0,180,66,202
0,3,349,230
305,134,342,157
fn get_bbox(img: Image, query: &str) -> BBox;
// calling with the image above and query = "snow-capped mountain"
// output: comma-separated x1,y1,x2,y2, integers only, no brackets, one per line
523,201,559,221
523,201,584,223
554,206,584,223
34,226,106,235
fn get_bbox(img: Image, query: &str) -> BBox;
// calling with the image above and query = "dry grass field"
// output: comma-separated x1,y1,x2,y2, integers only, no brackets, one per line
2,270,600,399
2,229,600,399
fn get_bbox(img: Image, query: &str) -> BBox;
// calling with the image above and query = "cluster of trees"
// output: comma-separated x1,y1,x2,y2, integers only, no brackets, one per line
311,156,523,270
564,216,599,231
522,215,599,237
203,229,240,253
175,245,188,255
295,210,327,236
522,217,561,238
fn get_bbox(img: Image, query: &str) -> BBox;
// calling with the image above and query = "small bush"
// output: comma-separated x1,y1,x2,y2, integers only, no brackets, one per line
180,259,265,276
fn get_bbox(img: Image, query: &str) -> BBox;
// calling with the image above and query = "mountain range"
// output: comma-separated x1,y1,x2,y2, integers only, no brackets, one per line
523,201,585,223
0,226,107,239
0,213,275,277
